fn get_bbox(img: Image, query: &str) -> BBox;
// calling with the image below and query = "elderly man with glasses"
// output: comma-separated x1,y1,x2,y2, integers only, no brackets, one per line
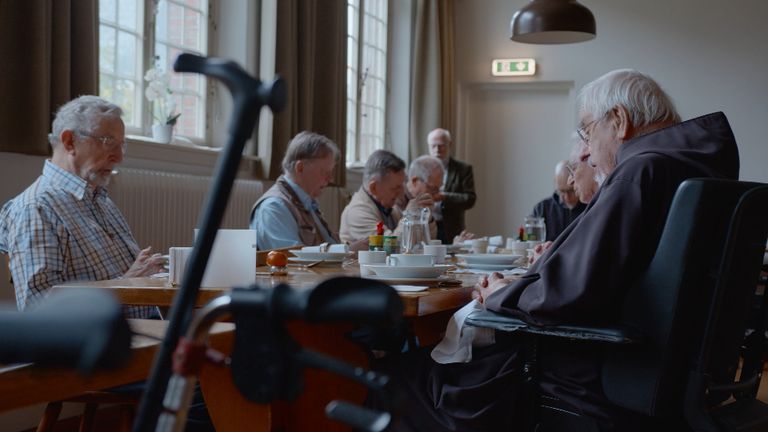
374,70,739,431
0,95,164,317
531,159,587,241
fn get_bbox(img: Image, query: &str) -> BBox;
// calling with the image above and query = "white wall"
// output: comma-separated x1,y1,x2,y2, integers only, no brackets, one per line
454,0,768,236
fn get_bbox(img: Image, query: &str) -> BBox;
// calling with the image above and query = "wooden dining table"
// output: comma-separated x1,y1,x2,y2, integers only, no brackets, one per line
43,264,481,431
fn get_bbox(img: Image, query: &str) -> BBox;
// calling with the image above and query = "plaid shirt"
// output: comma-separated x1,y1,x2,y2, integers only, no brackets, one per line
0,161,155,318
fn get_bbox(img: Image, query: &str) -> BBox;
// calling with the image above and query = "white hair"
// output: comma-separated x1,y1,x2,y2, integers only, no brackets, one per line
408,155,443,182
50,95,123,148
577,69,680,128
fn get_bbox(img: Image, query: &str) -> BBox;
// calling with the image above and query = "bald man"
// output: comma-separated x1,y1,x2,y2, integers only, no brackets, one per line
531,160,587,241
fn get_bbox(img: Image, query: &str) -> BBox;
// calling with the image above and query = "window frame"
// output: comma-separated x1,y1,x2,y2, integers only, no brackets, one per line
98,0,212,145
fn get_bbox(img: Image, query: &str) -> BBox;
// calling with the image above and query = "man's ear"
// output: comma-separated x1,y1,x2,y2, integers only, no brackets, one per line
613,105,633,140
367,179,378,196
59,130,77,154
294,160,304,175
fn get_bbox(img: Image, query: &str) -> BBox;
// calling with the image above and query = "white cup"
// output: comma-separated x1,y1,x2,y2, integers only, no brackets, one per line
423,244,447,264
358,250,387,276
508,240,528,256
169,246,193,285
428,239,443,245
387,254,435,267
471,238,489,254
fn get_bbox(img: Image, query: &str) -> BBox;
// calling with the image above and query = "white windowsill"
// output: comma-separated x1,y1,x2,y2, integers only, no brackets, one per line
123,135,262,178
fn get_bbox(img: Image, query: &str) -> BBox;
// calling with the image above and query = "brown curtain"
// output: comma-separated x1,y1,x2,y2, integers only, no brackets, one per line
272,0,347,185
408,0,455,160
0,0,98,155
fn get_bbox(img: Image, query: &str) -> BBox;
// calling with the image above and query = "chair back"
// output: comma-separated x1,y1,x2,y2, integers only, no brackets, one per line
602,179,768,418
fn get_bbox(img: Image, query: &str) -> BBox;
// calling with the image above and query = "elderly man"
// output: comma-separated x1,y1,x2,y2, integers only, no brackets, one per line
379,69,739,431
570,151,599,204
531,160,587,241
428,128,476,244
340,150,436,244
0,96,164,316
250,131,340,250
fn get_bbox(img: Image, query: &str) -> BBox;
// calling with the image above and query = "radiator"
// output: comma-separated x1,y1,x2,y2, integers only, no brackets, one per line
109,168,265,253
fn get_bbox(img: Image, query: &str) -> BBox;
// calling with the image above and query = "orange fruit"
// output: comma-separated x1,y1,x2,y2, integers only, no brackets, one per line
266,250,288,267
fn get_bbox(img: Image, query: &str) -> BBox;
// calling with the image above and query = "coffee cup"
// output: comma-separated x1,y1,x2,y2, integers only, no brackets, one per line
423,244,447,264
428,239,443,245
471,238,489,254
169,246,193,286
358,250,387,276
387,253,435,267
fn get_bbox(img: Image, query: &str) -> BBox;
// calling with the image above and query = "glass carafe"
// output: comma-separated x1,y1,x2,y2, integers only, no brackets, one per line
401,207,431,254
524,216,546,242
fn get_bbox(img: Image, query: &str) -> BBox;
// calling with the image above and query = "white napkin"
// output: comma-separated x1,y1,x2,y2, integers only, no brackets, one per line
327,243,349,253
488,235,504,246
431,299,495,364
301,242,328,252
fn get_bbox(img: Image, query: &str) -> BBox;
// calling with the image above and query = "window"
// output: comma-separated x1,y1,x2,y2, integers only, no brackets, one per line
98,0,209,141
346,0,388,165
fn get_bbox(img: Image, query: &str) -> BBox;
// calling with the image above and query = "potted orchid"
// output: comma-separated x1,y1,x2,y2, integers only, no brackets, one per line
144,67,180,143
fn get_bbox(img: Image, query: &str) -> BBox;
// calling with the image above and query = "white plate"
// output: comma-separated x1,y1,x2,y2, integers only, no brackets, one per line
290,251,349,262
456,262,520,271
364,275,446,284
455,253,522,265
390,285,429,292
363,264,452,279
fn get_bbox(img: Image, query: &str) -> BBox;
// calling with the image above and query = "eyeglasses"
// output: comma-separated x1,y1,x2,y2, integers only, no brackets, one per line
76,131,126,153
565,162,576,177
576,112,609,145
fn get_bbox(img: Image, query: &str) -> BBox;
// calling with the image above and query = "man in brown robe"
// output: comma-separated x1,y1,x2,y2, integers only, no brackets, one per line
379,69,739,431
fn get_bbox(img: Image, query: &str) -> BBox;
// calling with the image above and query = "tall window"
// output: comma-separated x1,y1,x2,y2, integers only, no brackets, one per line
98,0,209,141
346,0,388,165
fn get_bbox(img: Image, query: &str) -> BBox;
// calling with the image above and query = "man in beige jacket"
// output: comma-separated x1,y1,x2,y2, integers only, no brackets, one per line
340,151,439,248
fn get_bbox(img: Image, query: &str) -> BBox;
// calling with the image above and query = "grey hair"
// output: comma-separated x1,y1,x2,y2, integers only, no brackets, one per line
577,69,681,129
282,131,340,175
408,155,444,182
363,150,406,184
50,95,123,147
428,128,452,143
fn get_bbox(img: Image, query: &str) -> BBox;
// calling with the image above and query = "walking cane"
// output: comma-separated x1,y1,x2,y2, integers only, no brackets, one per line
132,53,286,431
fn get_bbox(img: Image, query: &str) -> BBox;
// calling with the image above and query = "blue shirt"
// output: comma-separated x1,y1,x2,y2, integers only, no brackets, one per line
0,161,155,318
250,176,334,250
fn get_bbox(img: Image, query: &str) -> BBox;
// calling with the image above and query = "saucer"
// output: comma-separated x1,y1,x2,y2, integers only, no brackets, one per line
363,264,452,279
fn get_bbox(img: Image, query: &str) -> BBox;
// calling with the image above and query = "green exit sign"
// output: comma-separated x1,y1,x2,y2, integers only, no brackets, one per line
491,58,536,76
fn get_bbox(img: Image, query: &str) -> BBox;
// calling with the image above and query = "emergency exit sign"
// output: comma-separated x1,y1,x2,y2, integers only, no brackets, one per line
491,58,536,76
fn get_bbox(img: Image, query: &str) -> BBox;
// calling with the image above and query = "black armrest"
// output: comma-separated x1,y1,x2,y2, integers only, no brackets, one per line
465,310,643,344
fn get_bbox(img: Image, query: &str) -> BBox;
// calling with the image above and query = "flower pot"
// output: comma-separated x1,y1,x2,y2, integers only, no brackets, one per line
152,124,173,144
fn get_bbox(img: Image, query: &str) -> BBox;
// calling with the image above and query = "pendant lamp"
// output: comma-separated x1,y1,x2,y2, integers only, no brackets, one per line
510,0,596,44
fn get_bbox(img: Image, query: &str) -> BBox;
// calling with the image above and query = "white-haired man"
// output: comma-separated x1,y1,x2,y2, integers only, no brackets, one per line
250,131,340,250
379,70,739,431
428,128,476,244
0,96,164,316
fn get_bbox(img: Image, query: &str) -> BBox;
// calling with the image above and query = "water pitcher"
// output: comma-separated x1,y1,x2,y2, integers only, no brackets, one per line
401,207,431,254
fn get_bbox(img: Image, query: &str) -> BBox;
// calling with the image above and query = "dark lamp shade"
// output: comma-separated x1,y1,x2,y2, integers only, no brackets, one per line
510,0,596,44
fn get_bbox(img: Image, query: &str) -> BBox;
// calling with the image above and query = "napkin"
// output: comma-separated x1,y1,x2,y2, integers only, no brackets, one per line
431,299,495,364
301,242,328,253
488,235,504,246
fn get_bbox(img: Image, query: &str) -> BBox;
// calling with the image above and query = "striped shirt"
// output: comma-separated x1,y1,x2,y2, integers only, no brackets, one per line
0,161,155,318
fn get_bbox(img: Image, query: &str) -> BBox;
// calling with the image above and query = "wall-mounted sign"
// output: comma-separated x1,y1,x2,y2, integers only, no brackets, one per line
491,58,536,76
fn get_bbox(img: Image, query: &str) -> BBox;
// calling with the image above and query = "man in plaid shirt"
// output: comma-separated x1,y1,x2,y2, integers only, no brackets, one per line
0,96,164,318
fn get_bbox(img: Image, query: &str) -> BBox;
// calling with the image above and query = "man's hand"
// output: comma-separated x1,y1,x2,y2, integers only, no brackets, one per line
124,246,166,278
348,237,370,252
472,272,512,304
453,230,475,244
529,241,553,266
406,193,434,211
